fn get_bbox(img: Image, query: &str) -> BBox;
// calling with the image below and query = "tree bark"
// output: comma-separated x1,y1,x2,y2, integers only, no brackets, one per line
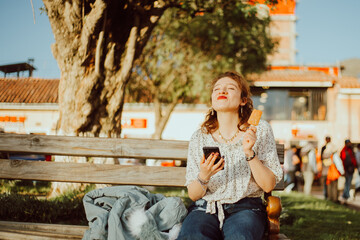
42,0,167,195
43,0,166,137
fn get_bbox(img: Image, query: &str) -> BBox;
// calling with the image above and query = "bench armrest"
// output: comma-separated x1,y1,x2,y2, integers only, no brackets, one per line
266,195,282,235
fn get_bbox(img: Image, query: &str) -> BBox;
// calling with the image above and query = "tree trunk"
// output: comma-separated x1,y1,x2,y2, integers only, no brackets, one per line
44,0,165,136
42,0,167,195
152,90,185,140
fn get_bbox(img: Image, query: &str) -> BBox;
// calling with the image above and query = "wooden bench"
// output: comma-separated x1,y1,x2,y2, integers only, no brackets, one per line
0,133,288,240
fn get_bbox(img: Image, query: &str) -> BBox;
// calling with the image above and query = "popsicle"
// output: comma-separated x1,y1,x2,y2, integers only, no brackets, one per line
248,109,262,126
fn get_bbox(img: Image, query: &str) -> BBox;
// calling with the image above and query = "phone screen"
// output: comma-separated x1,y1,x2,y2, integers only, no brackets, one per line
202,146,222,166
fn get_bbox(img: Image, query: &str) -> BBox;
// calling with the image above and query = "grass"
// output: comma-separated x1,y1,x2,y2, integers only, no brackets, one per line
0,180,92,225
276,191,360,240
1,183,360,239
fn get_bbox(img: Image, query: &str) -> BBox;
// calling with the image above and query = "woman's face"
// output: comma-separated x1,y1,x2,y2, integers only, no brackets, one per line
211,77,246,113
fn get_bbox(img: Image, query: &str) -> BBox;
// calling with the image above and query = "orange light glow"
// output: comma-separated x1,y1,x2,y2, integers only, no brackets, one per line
249,0,296,15
122,118,147,129
268,66,340,76
0,116,27,123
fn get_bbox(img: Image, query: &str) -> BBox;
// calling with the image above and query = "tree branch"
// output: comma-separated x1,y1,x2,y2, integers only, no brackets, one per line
154,88,184,139
43,0,66,37
79,0,106,59
63,0,82,32
95,10,107,76
118,14,139,81
154,94,162,126
143,68,157,93
104,43,115,72
134,4,167,59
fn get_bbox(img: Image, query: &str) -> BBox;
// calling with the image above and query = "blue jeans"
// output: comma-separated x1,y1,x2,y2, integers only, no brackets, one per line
177,197,266,240
342,174,353,200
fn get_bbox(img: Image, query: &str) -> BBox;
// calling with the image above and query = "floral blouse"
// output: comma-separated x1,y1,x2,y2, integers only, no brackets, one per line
185,120,283,228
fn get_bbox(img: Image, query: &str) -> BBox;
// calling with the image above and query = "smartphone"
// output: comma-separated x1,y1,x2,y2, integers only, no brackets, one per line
202,146,223,167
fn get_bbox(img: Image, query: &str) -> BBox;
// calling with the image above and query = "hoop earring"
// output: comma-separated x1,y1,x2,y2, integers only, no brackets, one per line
240,106,243,115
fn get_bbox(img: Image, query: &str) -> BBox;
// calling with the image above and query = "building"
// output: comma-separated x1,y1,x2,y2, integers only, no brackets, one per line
245,0,360,148
336,76,360,143
248,66,360,148
0,78,59,135
1,74,359,149
251,0,297,65
1,0,359,149
0,60,36,78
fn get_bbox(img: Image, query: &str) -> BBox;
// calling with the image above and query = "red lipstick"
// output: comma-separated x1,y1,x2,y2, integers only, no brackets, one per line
217,96,227,100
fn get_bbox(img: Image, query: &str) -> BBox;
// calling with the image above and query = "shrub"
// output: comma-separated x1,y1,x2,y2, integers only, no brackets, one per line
0,192,87,225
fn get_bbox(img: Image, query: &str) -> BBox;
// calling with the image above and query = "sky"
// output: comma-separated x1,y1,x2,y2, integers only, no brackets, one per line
295,0,360,65
0,0,359,79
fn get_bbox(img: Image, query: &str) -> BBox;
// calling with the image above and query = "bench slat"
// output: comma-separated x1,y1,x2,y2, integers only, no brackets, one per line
0,134,189,160
0,133,284,190
276,144,284,164
0,229,81,240
0,159,284,190
0,221,86,239
0,159,187,187
0,133,284,164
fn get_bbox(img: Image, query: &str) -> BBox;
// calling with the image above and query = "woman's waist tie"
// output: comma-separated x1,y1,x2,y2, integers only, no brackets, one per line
206,200,225,229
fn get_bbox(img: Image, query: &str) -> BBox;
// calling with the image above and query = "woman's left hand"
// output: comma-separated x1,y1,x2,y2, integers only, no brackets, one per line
242,126,257,154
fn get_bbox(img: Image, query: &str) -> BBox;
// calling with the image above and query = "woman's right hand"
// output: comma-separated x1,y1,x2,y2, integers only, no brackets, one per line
198,152,224,181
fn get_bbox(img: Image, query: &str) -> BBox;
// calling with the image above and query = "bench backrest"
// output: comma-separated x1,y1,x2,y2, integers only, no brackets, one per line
0,133,284,190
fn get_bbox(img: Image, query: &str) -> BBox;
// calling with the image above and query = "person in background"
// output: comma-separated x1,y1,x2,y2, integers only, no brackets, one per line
177,71,283,240
355,144,360,194
326,151,344,203
284,145,300,191
294,147,302,187
300,142,318,195
321,136,337,199
356,144,360,172
340,139,357,203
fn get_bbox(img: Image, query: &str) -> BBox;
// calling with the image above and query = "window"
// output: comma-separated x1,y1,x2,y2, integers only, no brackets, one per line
251,87,327,121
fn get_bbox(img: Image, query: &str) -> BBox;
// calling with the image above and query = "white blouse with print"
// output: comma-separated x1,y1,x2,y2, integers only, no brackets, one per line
185,120,283,228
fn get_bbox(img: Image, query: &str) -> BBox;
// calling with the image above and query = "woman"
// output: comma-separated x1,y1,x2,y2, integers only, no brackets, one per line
177,71,283,240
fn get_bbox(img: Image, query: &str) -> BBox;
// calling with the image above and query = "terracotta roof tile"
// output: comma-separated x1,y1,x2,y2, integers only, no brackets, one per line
338,76,360,89
0,73,358,105
247,70,337,83
0,78,59,103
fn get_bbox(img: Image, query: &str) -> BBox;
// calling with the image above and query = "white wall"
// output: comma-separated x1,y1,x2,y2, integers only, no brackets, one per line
121,104,208,140
0,104,59,135
336,94,360,145
1,99,358,150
